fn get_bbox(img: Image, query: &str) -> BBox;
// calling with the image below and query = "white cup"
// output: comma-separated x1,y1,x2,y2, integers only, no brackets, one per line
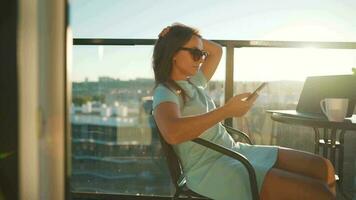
320,98,349,122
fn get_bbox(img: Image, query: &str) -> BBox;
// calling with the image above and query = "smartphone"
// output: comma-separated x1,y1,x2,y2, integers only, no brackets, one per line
245,82,268,101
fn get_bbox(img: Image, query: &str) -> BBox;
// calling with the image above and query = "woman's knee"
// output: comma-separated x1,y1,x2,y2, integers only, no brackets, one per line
261,168,336,200
298,153,336,185
317,156,336,183
277,148,335,182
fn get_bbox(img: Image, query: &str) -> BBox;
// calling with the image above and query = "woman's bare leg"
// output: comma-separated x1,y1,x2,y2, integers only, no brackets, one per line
275,147,336,194
260,168,336,200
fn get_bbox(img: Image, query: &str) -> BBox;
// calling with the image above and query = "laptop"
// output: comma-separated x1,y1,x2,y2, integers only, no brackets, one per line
268,74,356,119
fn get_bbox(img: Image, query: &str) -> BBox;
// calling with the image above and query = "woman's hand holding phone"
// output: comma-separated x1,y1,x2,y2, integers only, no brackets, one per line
223,82,268,118
245,82,268,101
224,93,255,118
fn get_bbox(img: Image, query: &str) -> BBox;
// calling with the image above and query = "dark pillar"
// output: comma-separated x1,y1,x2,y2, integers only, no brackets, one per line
0,0,19,199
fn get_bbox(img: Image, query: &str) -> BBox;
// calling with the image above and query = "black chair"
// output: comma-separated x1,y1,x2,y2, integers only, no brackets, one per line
156,121,260,200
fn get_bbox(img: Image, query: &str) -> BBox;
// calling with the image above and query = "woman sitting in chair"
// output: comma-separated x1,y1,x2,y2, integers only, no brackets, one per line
152,23,336,200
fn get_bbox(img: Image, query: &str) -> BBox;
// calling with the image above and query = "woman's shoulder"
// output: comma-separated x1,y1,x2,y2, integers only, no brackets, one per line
152,84,181,109
154,84,177,96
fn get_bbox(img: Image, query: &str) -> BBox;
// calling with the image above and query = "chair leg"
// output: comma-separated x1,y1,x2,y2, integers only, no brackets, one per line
173,189,195,200
173,190,181,200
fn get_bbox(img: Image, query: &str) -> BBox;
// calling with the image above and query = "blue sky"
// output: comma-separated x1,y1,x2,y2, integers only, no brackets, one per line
70,0,356,81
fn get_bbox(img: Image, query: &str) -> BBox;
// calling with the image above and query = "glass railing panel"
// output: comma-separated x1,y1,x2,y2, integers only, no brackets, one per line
70,45,171,195
232,48,356,150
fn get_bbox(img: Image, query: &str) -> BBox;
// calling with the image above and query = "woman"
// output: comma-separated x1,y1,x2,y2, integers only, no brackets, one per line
152,23,336,200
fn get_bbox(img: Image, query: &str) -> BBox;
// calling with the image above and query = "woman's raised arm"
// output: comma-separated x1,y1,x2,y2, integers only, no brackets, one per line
200,39,223,82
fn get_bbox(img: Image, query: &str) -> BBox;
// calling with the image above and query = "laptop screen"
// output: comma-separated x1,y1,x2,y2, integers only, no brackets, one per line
296,74,356,117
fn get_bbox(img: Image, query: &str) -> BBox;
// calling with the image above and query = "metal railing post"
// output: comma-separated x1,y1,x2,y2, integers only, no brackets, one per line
224,42,234,127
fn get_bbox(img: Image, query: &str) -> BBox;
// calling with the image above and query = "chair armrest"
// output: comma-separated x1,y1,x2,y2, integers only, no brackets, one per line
192,138,260,200
222,124,253,145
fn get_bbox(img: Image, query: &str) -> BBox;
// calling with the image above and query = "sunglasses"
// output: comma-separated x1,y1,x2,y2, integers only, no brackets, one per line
179,47,209,61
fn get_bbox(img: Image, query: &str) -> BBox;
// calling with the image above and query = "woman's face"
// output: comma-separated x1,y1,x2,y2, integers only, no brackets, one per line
171,35,204,80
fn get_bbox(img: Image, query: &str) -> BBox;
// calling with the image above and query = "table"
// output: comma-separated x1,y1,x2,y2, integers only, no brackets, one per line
267,111,356,191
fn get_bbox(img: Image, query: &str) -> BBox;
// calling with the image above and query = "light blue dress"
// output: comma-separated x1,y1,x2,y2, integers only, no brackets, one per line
153,70,278,200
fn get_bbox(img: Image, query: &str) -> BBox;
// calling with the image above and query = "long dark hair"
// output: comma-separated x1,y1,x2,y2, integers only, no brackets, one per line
152,23,201,104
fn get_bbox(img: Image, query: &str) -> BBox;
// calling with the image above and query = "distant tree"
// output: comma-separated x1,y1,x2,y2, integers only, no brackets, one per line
72,96,91,106
92,95,105,103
